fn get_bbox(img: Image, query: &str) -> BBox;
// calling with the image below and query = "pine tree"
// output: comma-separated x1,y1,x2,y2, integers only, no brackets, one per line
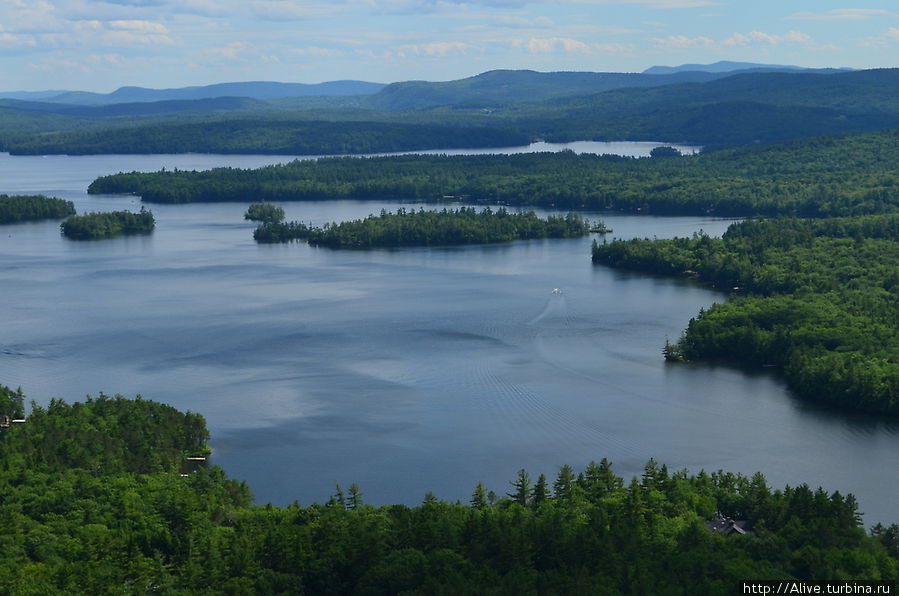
508,469,531,507
470,483,488,510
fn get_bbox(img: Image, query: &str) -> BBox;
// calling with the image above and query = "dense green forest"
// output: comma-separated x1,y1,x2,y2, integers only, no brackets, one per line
0,386,25,419
89,128,899,217
244,203,285,224
4,68,899,154
6,119,529,156
1,389,896,593
60,208,155,240
254,207,592,248
593,215,899,415
0,195,75,224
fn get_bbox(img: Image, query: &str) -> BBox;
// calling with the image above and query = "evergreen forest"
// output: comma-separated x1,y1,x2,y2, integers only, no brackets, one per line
593,215,899,415
253,207,592,247
244,203,286,224
0,195,75,225
60,208,156,240
1,390,896,594
88,128,899,217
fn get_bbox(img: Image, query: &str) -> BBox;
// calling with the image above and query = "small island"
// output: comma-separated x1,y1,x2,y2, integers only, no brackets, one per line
0,194,75,225
244,202,285,224
254,207,596,248
60,208,155,240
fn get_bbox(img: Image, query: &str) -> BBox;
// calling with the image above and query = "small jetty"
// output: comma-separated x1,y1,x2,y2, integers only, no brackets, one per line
0,416,25,430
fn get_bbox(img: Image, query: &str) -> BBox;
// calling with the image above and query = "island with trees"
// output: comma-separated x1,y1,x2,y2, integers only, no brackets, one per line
0,386,896,593
60,208,156,240
593,214,899,415
244,202,285,224
253,207,595,248
0,194,75,225
87,128,899,217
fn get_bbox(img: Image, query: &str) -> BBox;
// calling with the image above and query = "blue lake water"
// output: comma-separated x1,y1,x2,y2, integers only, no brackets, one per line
0,148,896,526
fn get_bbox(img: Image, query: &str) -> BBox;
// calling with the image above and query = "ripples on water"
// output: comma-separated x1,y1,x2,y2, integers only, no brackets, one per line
0,151,896,526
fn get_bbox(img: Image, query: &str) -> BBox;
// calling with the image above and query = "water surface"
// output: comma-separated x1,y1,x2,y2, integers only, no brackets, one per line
0,151,896,527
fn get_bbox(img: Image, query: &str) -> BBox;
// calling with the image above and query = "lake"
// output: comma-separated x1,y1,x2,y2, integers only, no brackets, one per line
1,149,896,526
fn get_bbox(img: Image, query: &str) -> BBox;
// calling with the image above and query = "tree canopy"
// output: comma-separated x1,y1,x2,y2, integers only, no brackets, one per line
0,390,896,593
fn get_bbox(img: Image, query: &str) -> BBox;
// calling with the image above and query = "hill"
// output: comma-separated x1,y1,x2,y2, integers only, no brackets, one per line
642,60,852,75
362,69,738,110
4,67,899,154
5,80,386,105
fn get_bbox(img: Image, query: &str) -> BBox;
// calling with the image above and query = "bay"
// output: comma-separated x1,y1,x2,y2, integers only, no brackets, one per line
0,149,896,526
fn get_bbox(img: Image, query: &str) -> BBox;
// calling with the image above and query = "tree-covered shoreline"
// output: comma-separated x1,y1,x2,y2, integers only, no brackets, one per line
88,128,899,217
60,208,155,240
253,207,594,247
1,388,896,593
0,194,75,225
593,215,899,415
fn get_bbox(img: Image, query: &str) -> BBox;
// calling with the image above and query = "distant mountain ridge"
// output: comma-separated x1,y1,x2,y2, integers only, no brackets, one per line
1,62,840,108
0,80,386,105
642,60,854,75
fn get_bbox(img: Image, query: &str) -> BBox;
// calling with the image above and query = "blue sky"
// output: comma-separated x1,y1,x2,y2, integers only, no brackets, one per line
2,0,898,91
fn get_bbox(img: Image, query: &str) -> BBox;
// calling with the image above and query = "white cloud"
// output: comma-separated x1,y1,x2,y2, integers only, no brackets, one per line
251,1,339,21
87,53,126,66
516,36,630,54
651,29,813,52
397,41,477,57
0,32,39,49
862,27,899,47
722,30,811,47
567,0,723,8
108,20,169,34
207,41,252,61
103,29,175,45
28,56,91,73
650,34,713,49
289,46,344,57
489,15,555,29
786,9,892,21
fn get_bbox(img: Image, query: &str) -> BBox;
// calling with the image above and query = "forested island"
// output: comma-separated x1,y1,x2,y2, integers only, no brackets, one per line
244,202,285,224
0,194,75,224
254,207,593,248
593,215,899,415
1,388,896,593
88,128,899,217
60,208,155,240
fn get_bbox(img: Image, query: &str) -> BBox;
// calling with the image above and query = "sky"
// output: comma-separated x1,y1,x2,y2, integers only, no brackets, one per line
1,0,898,92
